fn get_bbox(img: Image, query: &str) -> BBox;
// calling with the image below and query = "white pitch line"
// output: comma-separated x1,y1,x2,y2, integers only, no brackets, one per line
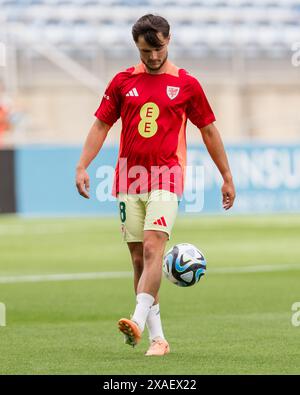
209,263,300,274
0,225,68,236
0,263,300,284
0,271,133,284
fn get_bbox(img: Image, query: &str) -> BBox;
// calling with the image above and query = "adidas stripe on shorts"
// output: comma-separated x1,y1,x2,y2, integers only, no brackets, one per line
117,190,179,242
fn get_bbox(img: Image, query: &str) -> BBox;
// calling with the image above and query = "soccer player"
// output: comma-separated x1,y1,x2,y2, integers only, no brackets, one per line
76,14,235,356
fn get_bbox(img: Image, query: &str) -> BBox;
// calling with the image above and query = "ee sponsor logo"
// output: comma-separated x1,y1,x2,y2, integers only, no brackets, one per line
138,102,160,138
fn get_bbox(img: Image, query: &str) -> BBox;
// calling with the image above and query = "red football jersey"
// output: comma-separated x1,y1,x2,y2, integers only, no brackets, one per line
94,61,215,196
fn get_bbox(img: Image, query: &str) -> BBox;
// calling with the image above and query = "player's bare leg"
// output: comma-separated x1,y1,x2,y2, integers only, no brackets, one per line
137,231,170,355
119,242,145,346
122,242,164,347
127,242,159,305
118,235,169,353
137,230,167,298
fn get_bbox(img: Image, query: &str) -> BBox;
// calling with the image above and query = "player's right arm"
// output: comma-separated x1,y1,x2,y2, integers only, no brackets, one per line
76,119,110,199
76,72,121,198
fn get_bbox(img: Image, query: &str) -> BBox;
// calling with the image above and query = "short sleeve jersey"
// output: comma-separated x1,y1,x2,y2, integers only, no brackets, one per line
94,61,215,196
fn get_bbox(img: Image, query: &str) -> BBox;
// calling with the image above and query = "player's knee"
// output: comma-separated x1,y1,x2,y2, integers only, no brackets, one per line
143,240,158,263
132,255,143,273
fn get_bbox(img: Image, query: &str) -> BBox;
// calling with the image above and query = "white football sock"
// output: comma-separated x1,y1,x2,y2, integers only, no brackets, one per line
146,303,165,342
131,293,155,332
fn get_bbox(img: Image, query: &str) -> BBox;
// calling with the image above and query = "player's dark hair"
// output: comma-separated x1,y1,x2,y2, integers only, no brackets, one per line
132,14,170,47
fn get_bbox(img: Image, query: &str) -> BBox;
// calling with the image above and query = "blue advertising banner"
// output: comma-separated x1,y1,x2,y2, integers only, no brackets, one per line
15,144,300,215
184,144,300,214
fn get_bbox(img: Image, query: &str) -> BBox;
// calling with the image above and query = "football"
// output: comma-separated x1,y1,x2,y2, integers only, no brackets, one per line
163,243,207,287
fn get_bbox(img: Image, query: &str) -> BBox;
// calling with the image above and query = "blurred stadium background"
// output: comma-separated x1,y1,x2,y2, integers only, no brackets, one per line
0,0,300,375
0,0,300,215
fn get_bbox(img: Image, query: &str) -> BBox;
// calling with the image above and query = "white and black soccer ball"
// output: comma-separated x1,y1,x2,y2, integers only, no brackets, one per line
163,243,207,287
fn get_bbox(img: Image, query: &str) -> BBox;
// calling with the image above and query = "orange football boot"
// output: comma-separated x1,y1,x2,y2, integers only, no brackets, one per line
145,338,170,356
118,318,142,347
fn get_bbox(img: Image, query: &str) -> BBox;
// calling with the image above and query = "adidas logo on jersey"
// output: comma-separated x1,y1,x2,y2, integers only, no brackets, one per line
153,216,167,227
126,88,139,97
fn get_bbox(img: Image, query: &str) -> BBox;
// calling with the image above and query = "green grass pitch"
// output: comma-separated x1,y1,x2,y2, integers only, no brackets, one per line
0,214,300,374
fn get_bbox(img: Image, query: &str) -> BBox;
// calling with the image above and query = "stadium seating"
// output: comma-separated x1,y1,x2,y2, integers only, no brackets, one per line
1,0,299,57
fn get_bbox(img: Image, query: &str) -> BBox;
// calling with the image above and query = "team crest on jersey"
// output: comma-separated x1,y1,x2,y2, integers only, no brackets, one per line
166,86,180,100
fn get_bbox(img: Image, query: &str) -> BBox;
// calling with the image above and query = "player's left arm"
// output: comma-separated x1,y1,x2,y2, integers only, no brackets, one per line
200,122,236,210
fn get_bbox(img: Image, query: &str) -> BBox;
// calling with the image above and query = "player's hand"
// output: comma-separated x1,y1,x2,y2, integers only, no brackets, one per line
76,167,90,199
222,179,235,210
